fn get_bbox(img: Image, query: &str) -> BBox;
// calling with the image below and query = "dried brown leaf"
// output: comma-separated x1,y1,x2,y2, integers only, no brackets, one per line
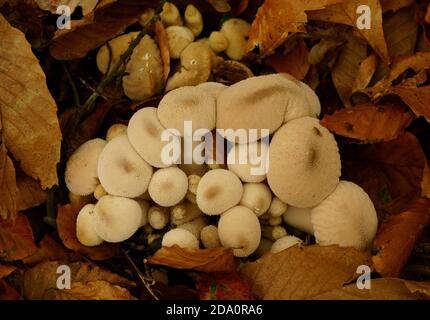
0,279,20,300
54,280,136,300
15,173,46,211
422,161,430,198
0,264,16,279
155,21,170,84
35,0,99,16
23,235,68,266
0,143,16,220
388,52,430,82
391,86,430,123
206,0,231,12
381,0,415,13
352,54,378,92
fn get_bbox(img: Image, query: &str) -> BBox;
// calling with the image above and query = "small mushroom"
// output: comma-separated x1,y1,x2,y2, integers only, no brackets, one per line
196,169,243,215
218,205,261,257
162,228,199,249
165,26,195,59
197,82,227,99
93,184,107,200
68,192,93,207
158,86,216,136
170,201,203,225
97,135,153,198
220,18,251,60
139,8,155,26
268,216,282,226
178,216,208,239
184,4,203,37
311,181,378,250
65,138,107,196
271,236,303,253
209,31,229,53
137,199,150,227
128,107,181,168
106,124,127,142
148,167,188,207
240,183,272,217
200,225,221,249
282,206,314,234
160,2,183,27
148,206,170,230
262,225,287,241
76,204,103,247
93,195,142,243
268,197,288,217
267,117,341,208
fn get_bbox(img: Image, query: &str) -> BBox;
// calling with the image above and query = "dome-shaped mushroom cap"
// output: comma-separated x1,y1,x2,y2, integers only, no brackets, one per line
93,195,142,243
76,204,103,247
162,228,199,249
282,206,314,234
148,167,188,207
267,117,341,208
158,86,216,136
196,169,243,215
240,183,272,216
271,236,303,253
128,107,180,168
227,141,269,183
216,76,287,143
218,206,261,257
97,135,153,198
65,138,107,196
165,26,194,59
197,82,227,99
311,181,378,250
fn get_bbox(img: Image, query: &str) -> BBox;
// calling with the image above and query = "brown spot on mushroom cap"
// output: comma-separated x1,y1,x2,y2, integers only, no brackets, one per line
148,167,188,207
203,185,221,200
144,119,158,138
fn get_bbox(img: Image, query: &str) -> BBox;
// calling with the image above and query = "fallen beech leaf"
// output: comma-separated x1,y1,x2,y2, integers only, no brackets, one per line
0,213,37,261
15,173,47,211
352,54,378,92
381,0,415,13
49,0,154,60
0,14,61,189
314,278,430,299
248,0,343,55
155,21,170,83
422,161,430,198
426,4,430,24
197,272,254,300
239,245,371,299
148,245,236,273
35,0,99,16
321,103,414,142
373,199,430,278
0,279,20,300
23,235,68,266
23,261,135,300
57,204,119,261
140,282,199,300
206,0,231,13
55,280,136,300
308,37,345,65
387,52,430,83
0,142,16,220
0,264,16,279
391,86,430,123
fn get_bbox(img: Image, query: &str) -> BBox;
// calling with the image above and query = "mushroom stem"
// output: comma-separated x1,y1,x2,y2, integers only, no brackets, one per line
268,197,288,217
178,216,207,239
170,202,203,225
94,184,107,200
268,216,282,226
188,174,201,195
262,225,288,241
282,207,314,235
254,237,273,258
200,225,221,249
184,4,203,37
148,206,170,230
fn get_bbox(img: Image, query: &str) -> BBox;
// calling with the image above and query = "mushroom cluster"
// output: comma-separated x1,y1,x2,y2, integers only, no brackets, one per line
65,73,378,257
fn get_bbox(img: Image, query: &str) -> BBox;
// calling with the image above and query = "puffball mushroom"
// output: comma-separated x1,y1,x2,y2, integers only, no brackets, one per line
160,2,183,27
148,206,170,230
165,42,213,91
158,86,216,136
282,206,314,234
220,18,251,60
127,107,181,168
184,4,203,37
65,138,107,196
93,195,142,243
311,181,378,250
162,228,199,249
200,225,221,249
148,167,188,207
97,135,153,198
209,31,229,53
218,206,261,257
267,117,341,208
240,183,272,217
165,26,194,59
122,35,164,101
196,169,243,215
106,124,127,141
271,236,303,253
197,82,227,99
76,204,103,247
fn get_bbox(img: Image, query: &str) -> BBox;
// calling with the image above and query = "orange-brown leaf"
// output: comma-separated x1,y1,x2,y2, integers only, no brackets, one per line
155,20,170,84
54,280,136,300
0,143,16,220
381,0,415,13
422,161,430,198
148,245,236,273
373,198,430,278
391,86,430,123
23,234,68,266
425,3,430,23
0,279,20,300
352,54,378,92
15,173,46,211
321,103,414,142
197,272,254,300
0,264,16,279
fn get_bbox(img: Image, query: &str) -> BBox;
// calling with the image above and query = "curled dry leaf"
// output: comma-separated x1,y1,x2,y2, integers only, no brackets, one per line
321,103,414,142
239,245,372,300
155,20,170,84
0,213,37,261
148,245,236,273
23,234,68,266
0,279,20,300
0,264,16,279
391,86,430,124
15,173,47,212
35,0,99,16
205,0,231,13
387,52,430,83
381,0,415,13
55,280,136,300
373,198,430,278
0,14,61,189
352,54,378,92
57,204,119,261
197,272,254,300
0,142,16,220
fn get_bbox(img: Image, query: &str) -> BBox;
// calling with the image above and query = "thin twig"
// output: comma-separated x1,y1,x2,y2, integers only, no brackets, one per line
61,62,81,107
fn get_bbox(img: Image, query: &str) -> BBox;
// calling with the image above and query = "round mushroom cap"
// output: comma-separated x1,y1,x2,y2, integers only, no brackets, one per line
282,206,314,234
128,107,181,168
196,169,243,215
158,86,216,136
267,117,341,208
240,183,272,216
216,76,287,143
148,167,188,207
271,236,303,253
97,135,153,198
106,124,127,141
311,181,378,250
165,26,195,59
218,206,261,257
220,18,251,60
65,138,107,196
93,195,142,243
227,141,269,183
76,204,103,247
197,82,227,99
162,228,199,249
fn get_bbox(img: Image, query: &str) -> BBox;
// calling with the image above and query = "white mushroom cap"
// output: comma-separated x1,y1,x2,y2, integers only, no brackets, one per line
106,124,127,141
227,141,269,183
160,2,183,27
162,228,199,249
93,195,142,243
282,206,314,234
267,117,341,208
65,138,107,196
218,206,261,257
128,107,181,168
158,86,216,136
184,4,203,37
196,169,243,215
220,18,251,60
268,197,288,217
311,181,378,250
209,31,229,53
240,183,272,216
148,167,188,207
178,216,207,239
76,204,103,247
200,225,221,249
165,26,195,59
196,82,227,99
148,206,170,230
137,199,150,227
97,135,153,198
271,236,303,253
